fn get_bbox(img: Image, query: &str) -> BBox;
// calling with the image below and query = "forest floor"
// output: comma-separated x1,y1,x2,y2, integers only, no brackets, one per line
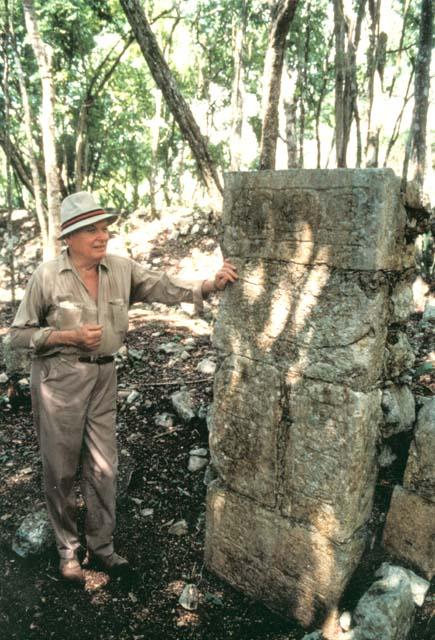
0,211,433,640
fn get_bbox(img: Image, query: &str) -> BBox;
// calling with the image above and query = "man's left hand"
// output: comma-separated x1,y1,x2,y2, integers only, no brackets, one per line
202,259,238,296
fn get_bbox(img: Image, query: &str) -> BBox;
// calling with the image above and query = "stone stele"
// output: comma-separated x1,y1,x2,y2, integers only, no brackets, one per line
205,169,408,627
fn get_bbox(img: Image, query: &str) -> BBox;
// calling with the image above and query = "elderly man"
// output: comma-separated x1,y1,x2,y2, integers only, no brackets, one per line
9,191,237,583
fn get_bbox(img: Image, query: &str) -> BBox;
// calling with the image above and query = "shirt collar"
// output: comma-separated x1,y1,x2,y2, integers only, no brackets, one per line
58,250,109,273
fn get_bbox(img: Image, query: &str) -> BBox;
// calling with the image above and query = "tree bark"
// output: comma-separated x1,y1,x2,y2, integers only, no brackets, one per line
259,0,299,170
402,0,433,209
23,0,61,258
120,0,223,207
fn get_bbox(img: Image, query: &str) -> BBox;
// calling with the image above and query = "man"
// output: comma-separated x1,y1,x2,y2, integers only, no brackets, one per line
9,191,237,583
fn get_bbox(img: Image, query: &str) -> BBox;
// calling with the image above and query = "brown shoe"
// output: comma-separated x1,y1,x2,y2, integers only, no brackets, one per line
59,558,85,583
87,552,131,577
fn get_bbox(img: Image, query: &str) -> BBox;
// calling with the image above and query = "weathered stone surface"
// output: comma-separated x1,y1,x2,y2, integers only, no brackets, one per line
351,563,416,640
2,333,32,374
380,384,415,437
12,510,53,557
382,486,435,579
212,360,379,540
221,169,406,271
205,482,365,628
390,281,414,323
384,333,415,378
375,563,430,607
422,297,435,323
281,381,380,542
214,264,389,390
403,398,435,502
207,169,407,626
210,356,282,507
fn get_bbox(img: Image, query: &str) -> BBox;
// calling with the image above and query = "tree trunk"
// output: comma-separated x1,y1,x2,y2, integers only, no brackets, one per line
281,62,298,168
333,0,366,167
12,36,49,251
23,0,61,258
120,0,223,208
402,0,433,211
230,1,249,171
365,0,383,167
259,0,299,170
75,35,134,191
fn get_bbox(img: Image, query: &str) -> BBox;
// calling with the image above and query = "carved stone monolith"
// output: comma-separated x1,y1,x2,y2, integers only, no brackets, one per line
205,169,410,627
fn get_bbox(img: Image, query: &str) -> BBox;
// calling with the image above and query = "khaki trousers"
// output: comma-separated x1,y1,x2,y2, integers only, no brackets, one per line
31,356,118,560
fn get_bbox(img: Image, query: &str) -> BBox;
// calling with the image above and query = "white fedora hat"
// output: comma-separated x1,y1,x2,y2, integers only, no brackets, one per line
59,191,117,238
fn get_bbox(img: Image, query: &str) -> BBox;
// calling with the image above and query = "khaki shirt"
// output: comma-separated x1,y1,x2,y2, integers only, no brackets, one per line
9,251,204,357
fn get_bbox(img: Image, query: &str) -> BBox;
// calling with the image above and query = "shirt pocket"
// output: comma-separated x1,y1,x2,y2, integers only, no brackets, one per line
109,299,129,333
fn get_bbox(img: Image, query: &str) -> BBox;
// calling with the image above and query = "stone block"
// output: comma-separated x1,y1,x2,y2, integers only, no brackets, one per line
214,263,389,390
222,169,406,271
382,485,435,580
380,385,415,438
205,481,365,628
384,333,415,379
211,361,380,542
403,398,435,502
281,381,380,542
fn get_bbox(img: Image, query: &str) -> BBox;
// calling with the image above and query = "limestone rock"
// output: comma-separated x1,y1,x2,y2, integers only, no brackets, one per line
221,169,406,271
384,333,415,379
12,510,53,557
422,297,435,323
390,281,414,323
171,389,195,421
375,563,430,607
178,584,199,610
403,398,435,501
205,481,365,628
2,333,32,374
380,385,415,437
382,485,434,580
196,358,216,375
351,564,416,640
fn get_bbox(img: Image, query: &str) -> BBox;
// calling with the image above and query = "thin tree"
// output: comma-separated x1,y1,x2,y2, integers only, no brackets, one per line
120,0,223,207
259,0,299,170
402,0,434,209
22,0,61,258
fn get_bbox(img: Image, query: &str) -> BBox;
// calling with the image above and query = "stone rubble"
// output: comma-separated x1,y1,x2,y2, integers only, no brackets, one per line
12,510,53,558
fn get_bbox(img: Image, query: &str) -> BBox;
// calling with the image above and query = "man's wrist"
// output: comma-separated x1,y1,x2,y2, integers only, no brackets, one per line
202,279,217,296
46,329,78,348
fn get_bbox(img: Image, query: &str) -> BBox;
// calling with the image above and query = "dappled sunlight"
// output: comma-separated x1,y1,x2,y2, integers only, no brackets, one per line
1,467,35,493
241,262,266,303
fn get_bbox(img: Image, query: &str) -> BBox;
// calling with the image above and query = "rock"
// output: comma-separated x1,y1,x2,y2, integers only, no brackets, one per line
140,508,154,518
189,447,208,457
391,281,414,323
154,413,174,429
2,333,32,374
0,372,8,384
168,519,188,536
302,633,323,640
188,455,208,472
422,297,435,323
351,563,416,640
196,358,216,376
203,464,218,486
375,563,430,607
12,510,53,557
178,583,199,611
159,342,181,354
171,389,195,421
403,398,435,501
384,333,415,379
378,445,397,468
117,450,136,498
380,384,415,437
339,610,352,631
126,389,140,405
382,485,434,580
127,348,143,361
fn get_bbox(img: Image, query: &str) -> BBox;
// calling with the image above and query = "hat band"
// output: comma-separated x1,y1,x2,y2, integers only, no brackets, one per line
61,208,106,231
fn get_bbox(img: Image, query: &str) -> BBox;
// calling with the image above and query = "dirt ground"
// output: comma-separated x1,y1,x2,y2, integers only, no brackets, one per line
0,220,433,640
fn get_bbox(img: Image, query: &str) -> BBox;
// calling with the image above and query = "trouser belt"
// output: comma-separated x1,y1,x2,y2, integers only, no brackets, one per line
78,355,115,364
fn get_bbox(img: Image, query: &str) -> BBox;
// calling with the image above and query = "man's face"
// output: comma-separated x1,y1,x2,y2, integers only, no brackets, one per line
65,220,111,262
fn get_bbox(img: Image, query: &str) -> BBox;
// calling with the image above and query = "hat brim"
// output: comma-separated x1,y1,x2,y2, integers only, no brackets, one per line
58,213,118,239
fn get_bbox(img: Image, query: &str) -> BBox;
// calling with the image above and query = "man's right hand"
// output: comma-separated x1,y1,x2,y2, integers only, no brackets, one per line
45,324,103,351
72,324,103,350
